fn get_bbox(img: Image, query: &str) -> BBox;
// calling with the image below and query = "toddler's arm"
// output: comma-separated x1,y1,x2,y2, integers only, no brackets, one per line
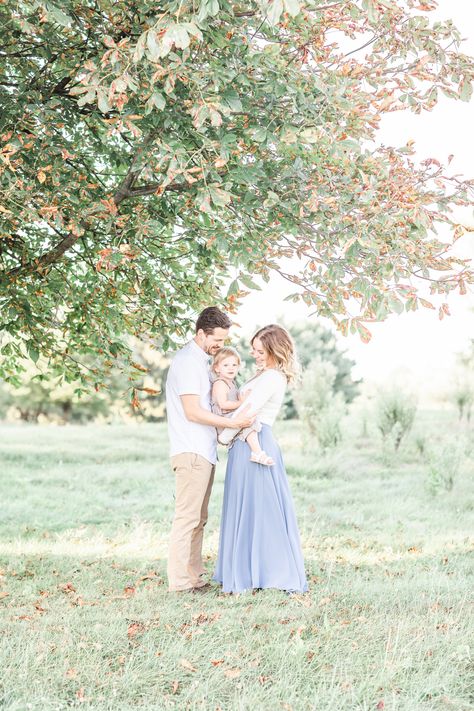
212,380,241,412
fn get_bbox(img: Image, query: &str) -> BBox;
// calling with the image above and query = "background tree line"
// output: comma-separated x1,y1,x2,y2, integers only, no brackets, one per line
0,321,359,423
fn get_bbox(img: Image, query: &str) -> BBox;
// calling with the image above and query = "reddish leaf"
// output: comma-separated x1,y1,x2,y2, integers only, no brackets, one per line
127,622,145,638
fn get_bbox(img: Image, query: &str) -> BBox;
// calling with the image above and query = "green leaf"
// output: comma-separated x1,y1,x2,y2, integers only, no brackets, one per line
197,1,211,23
252,127,267,143
26,342,39,363
222,90,243,113
166,24,190,50
196,190,212,213
184,22,203,41
97,89,111,114
263,190,280,207
239,274,262,291
151,91,166,111
133,32,147,62
146,30,161,60
283,0,301,17
264,0,284,26
363,0,379,23
459,79,473,102
209,186,232,207
209,0,220,15
45,3,72,26
299,128,320,144
227,279,239,296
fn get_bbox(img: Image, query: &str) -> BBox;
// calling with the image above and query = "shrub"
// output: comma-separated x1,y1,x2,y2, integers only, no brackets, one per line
414,435,426,457
294,357,346,451
425,442,461,495
374,388,417,451
451,382,474,422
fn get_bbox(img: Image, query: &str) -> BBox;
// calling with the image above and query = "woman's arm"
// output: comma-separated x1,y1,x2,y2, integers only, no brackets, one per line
218,370,283,444
212,380,241,412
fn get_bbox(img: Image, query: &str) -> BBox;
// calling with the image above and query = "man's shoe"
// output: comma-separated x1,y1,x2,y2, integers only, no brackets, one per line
192,583,213,594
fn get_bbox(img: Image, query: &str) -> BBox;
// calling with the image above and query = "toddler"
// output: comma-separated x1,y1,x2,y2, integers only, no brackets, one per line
211,346,274,466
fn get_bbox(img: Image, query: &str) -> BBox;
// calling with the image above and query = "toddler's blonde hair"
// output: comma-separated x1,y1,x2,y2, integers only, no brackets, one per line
211,346,241,375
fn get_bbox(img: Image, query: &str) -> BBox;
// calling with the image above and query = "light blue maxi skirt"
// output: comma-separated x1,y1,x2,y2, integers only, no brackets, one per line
213,424,308,594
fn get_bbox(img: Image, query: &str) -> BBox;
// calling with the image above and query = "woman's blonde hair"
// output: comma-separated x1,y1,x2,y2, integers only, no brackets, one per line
211,346,241,374
251,324,300,383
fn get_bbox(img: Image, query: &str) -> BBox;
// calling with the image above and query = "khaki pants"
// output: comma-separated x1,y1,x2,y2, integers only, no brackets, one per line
167,452,215,591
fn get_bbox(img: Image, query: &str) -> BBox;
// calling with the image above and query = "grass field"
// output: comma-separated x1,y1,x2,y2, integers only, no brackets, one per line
0,411,473,710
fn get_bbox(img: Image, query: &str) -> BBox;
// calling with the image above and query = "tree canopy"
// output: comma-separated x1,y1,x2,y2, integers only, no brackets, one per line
1,0,474,389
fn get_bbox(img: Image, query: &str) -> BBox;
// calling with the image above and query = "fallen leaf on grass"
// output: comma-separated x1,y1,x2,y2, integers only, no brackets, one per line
124,585,136,597
210,659,224,666
71,596,87,607
289,625,306,638
138,570,160,583
60,582,76,593
318,597,331,606
0,591,9,600
65,668,77,678
127,622,145,638
193,611,221,625
76,687,85,702
171,680,179,694
224,667,241,679
289,593,312,607
180,658,197,672
258,675,271,685
376,702,385,710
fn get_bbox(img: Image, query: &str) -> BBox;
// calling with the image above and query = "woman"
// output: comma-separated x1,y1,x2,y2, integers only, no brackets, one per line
213,324,308,594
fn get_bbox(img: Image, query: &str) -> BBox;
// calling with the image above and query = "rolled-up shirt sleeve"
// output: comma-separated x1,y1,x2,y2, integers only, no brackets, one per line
218,370,279,444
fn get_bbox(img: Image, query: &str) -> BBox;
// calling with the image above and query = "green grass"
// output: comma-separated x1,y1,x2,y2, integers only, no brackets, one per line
0,412,473,710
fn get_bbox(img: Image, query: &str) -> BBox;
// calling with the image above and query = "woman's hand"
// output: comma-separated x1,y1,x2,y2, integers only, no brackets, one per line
239,389,251,402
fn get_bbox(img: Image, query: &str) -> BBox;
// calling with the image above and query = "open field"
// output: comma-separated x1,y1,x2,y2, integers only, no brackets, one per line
0,411,473,711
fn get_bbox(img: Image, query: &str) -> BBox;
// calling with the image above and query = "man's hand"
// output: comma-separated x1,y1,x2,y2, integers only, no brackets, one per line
180,394,254,431
230,403,256,430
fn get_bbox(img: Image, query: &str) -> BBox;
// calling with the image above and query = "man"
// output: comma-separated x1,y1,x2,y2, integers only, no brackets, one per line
165,306,254,593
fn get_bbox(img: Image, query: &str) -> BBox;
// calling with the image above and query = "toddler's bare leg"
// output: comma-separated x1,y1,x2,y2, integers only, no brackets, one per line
245,431,275,467
246,430,262,456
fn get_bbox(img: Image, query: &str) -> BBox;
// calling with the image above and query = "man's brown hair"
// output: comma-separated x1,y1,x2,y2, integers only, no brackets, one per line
195,306,232,334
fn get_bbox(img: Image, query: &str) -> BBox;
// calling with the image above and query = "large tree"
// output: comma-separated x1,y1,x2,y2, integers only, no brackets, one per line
1,0,473,389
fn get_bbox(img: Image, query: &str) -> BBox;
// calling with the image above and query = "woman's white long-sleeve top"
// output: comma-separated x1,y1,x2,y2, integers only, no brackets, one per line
218,368,287,445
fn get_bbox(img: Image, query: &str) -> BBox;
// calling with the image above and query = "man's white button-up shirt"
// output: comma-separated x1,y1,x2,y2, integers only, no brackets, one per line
165,340,217,465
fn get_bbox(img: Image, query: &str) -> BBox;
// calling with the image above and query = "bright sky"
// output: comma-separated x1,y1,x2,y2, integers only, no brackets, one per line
233,1,474,401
